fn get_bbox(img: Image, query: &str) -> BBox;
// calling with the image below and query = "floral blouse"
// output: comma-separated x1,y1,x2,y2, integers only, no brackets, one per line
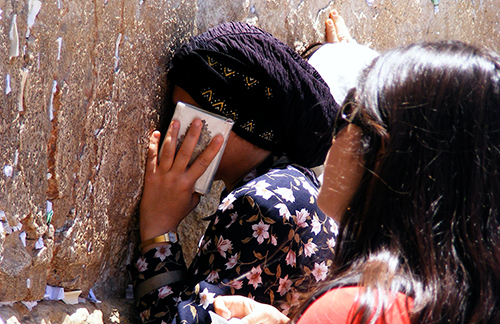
132,165,338,324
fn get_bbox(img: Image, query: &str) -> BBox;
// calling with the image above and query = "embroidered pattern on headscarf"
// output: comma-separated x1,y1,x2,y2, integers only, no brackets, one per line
205,54,273,98
199,54,275,139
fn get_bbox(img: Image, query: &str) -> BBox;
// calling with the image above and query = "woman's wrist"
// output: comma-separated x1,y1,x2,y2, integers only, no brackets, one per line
140,231,178,248
140,231,179,254
140,226,177,241
139,218,180,253
139,212,179,240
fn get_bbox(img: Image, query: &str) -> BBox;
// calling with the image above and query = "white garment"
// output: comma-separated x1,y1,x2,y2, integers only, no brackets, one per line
308,43,379,105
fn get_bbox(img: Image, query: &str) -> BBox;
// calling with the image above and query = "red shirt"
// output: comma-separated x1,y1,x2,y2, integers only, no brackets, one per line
297,287,413,324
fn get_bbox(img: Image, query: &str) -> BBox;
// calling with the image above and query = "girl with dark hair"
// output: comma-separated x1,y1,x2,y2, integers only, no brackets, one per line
213,40,500,324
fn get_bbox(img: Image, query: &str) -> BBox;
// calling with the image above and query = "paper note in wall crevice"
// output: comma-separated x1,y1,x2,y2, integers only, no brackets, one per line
160,102,234,195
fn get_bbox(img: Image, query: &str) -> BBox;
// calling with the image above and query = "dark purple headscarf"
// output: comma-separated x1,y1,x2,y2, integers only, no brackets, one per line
168,22,339,168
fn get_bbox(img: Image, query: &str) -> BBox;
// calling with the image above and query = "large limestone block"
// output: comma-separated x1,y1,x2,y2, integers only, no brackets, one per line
0,0,198,302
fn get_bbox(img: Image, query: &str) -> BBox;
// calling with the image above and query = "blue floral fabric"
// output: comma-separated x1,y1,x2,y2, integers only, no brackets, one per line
132,165,338,324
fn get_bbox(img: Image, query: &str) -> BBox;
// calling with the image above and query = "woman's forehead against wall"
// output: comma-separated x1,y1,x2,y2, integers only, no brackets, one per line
167,22,340,168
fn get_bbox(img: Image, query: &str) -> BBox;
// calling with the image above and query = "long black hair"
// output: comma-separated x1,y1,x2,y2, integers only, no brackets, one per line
327,41,500,324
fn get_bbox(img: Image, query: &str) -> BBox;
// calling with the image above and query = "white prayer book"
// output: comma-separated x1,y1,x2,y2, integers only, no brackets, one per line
161,101,234,195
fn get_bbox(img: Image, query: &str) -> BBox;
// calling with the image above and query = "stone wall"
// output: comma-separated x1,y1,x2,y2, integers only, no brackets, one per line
0,0,498,322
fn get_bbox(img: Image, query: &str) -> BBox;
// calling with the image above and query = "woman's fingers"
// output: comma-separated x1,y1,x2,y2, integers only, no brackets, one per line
145,131,161,175
170,119,204,172
139,119,223,246
153,118,223,187
214,296,252,320
158,120,180,171
214,296,290,324
325,18,339,43
241,306,290,324
325,10,353,44
330,9,352,43
213,296,234,319
168,118,224,179
187,134,224,180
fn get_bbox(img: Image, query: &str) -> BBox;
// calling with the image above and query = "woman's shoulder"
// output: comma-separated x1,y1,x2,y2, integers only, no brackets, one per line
298,286,413,324
234,165,320,196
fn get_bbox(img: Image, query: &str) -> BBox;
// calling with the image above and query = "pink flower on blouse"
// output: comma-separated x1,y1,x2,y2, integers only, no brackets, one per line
291,290,301,307
303,241,317,258
280,303,291,315
219,193,236,212
158,286,173,299
310,215,321,235
286,250,296,267
199,288,216,309
230,280,243,290
225,212,238,228
327,237,336,249
140,309,150,321
275,187,295,202
245,266,263,289
275,203,291,220
252,220,270,244
217,236,233,258
295,208,310,228
207,270,219,283
254,180,273,199
136,256,148,272
154,245,172,261
277,275,293,296
312,261,329,282
225,254,238,269
329,218,339,235
271,234,278,246
302,180,318,197
201,238,212,252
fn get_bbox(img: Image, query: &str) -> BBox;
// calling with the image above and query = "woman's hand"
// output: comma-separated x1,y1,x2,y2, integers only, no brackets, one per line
214,296,290,324
325,9,352,43
139,119,223,252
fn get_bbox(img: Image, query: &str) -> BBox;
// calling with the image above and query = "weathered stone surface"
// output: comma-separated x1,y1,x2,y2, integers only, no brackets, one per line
1,0,499,322
0,299,136,324
1,0,198,303
195,0,500,55
337,0,500,54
